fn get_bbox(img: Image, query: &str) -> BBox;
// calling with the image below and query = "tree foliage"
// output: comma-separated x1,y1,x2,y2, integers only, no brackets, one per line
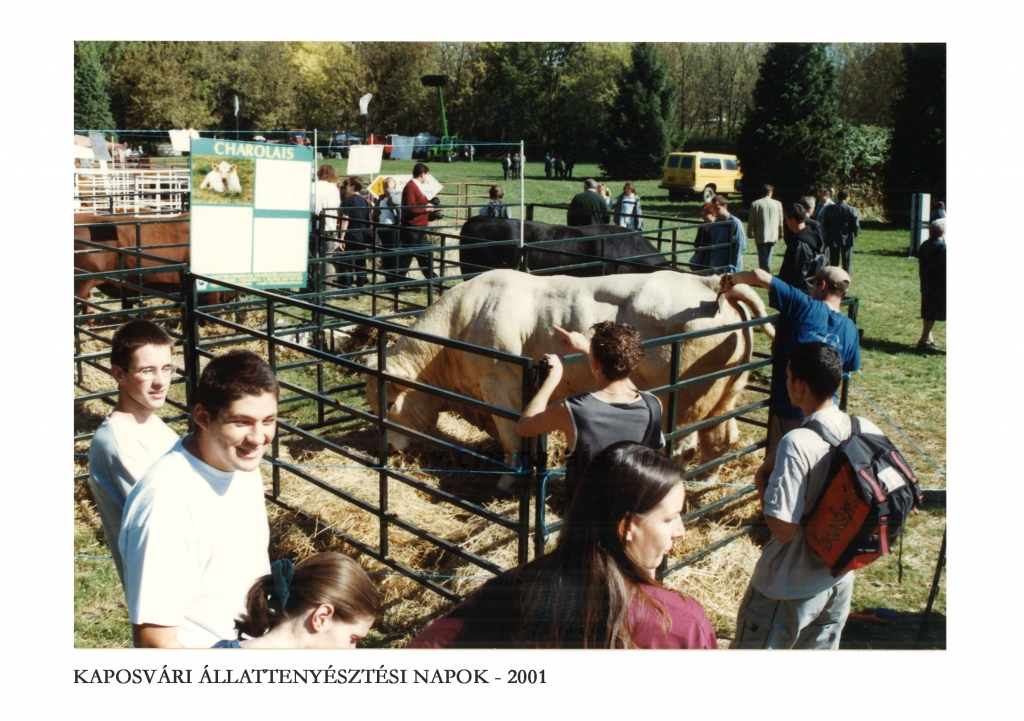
833,43,904,127
74,57,115,131
599,43,678,179
109,42,218,129
883,43,946,224
664,42,764,146
737,43,843,204
72,40,918,177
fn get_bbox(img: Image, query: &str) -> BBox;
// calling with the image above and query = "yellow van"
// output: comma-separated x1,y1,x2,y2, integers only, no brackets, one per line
659,152,743,203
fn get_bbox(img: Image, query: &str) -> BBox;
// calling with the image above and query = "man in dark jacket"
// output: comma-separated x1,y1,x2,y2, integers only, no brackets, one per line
566,179,611,226
821,189,860,275
778,203,827,294
338,176,371,287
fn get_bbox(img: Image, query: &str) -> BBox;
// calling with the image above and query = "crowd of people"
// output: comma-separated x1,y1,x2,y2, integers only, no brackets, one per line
87,162,942,650
312,162,441,287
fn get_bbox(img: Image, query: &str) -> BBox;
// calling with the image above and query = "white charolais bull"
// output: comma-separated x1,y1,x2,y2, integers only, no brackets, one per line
225,165,242,193
200,167,226,192
363,269,774,485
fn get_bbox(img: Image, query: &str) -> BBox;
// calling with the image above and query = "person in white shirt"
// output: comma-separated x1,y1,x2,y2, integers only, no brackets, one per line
120,350,279,648
612,182,644,231
313,164,343,259
732,342,877,649
88,320,179,586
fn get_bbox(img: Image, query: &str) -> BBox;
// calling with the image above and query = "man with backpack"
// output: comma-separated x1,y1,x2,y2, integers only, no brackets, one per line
730,342,878,649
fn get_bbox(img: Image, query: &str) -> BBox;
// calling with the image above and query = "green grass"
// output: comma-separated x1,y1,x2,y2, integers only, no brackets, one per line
74,158,945,648
74,521,131,648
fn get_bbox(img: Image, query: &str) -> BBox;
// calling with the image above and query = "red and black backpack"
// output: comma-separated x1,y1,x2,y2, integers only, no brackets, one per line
802,417,925,577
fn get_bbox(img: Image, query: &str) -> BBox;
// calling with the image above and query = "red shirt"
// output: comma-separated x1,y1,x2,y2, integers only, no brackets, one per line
402,179,429,227
406,565,718,649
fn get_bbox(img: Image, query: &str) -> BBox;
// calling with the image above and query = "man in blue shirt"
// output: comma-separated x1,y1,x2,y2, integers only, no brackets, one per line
708,195,746,271
722,266,860,453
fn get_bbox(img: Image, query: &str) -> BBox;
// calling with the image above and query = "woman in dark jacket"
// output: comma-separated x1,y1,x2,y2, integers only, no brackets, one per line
917,218,946,352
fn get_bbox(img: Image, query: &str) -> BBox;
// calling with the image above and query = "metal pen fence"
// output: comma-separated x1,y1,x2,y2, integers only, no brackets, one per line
73,203,858,602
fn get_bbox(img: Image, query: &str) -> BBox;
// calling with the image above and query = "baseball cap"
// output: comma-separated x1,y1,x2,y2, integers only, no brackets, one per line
808,266,851,292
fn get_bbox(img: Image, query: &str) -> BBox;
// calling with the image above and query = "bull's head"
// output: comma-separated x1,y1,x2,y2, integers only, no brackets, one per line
363,355,442,453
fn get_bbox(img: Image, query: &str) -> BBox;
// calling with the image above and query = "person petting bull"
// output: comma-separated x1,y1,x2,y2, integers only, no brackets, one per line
517,322,663,503
722,266,860,455
407,442,717,649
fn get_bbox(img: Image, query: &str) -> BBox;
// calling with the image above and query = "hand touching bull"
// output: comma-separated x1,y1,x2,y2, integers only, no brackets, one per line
552,325,591,358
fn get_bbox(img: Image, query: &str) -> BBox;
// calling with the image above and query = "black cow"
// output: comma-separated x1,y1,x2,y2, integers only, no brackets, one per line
457,216,669,276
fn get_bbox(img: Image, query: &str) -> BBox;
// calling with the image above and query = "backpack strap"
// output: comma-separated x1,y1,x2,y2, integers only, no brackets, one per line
802,419,842,447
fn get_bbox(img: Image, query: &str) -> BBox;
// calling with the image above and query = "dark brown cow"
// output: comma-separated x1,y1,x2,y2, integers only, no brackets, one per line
74,213,233,312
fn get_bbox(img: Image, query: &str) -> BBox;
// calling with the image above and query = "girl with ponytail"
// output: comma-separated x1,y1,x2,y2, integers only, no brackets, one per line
215,552,380,649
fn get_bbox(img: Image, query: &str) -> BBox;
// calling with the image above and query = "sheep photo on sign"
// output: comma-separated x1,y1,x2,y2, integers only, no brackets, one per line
192,154,255,205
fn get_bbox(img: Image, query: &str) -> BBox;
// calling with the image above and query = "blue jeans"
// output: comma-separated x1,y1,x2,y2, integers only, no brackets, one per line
756,243,775,272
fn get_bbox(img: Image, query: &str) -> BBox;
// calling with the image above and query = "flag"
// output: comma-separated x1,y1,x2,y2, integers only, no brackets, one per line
359,93,373,116
234,95,240,117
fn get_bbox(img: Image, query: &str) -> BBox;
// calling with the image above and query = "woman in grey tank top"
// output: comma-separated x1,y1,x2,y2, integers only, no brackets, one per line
517,322,664,503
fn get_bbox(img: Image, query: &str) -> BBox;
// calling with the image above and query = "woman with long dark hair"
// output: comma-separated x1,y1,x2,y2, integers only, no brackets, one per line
408,443,717,649
214,552,380,649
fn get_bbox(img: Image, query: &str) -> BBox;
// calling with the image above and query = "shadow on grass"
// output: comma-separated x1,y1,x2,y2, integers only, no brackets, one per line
860,336,937,356
841,610,946,650
861,247,914,258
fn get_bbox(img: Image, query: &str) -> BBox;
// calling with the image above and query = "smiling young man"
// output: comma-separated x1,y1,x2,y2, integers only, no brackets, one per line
88,320,180,587
119,350,279,648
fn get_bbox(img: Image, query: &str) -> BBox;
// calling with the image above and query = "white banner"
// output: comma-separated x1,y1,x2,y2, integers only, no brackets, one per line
346,144,385,176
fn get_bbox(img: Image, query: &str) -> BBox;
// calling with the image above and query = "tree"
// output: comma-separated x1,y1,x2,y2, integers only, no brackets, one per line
599,43,678,179
109,42,218,129
737,43,843,204
833,43,905,126
883,43,946,224
75,57,115,131
664,43,764,147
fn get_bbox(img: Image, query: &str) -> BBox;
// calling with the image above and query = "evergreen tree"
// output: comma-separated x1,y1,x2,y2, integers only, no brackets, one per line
882,43,945,224
599,43,678,179
74,57,115,131
737,43,842,204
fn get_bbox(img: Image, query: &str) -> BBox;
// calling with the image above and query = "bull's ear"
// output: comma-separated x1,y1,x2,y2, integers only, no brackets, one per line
230,165,236,172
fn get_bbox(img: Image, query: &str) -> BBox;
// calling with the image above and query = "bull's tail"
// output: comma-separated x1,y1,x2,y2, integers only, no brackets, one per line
722,284,775,340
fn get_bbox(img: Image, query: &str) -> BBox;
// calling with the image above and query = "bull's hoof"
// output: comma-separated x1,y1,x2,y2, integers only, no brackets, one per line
495,474,519,496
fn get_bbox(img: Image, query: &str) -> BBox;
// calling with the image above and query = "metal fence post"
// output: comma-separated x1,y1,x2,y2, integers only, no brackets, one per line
531,361,551,558
667,340,681,458
840,297,860,411
518,360,534,565
183,271,201,434
377,328,390,560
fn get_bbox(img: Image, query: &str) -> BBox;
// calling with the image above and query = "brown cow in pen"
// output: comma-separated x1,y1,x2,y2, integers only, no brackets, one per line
74,213,233,314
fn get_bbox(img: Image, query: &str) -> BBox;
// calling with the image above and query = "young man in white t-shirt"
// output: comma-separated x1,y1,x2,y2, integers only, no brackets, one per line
120,350,278,648
732,341,881,649
88,320,179,587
